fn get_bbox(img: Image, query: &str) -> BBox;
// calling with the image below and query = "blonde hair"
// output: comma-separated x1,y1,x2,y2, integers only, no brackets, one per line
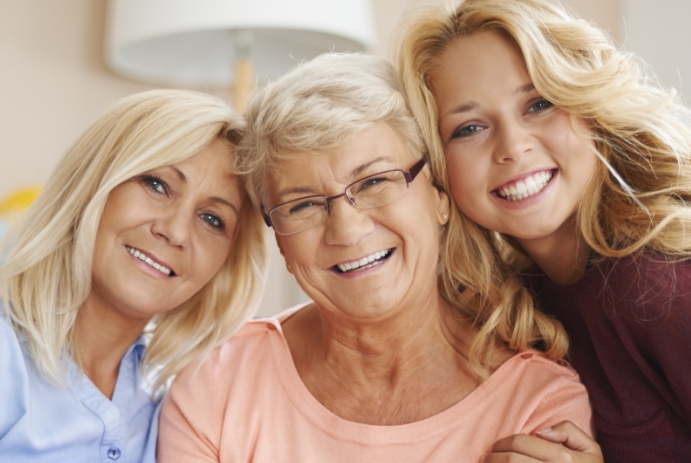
395,0,594,369
0,89,266,392
398,0,691,256
238,53,426,209
397,0,691,365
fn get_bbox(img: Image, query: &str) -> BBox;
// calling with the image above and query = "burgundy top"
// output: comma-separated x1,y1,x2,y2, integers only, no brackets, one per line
524,250,691,462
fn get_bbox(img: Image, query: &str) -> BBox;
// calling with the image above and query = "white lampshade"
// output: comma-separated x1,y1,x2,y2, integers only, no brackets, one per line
105,0,377,87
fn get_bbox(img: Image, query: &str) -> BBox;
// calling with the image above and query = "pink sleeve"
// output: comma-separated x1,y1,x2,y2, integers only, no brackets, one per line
157,352,222,463
520,375,594,438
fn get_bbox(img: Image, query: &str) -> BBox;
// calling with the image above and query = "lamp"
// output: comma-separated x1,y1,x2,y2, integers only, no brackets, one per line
104,0,377,111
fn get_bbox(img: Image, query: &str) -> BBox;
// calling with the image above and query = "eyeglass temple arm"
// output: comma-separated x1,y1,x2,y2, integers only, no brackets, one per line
404,158,427,183
261,209,273,228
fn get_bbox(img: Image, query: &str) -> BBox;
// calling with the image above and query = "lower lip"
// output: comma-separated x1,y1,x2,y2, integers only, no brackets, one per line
491,170,558,209
332,250,394,279
125,246,173,280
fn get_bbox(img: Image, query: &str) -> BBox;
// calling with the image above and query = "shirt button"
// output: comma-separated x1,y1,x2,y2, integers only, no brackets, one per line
107,447,121,460
520,353,533,359
556,359,569,367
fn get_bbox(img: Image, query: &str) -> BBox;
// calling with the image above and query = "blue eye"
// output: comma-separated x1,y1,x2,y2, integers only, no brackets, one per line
200,212,225,230
141,175,167,194
527,99,554,113
451,124,484,139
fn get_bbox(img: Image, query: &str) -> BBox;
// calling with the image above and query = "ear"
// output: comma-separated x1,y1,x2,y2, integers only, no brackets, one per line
436,189,451,226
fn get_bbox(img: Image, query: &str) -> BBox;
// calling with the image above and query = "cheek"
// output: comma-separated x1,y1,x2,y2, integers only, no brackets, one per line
193,238,232,284
445,153,486,211
556,134,598,186
279,234,316,268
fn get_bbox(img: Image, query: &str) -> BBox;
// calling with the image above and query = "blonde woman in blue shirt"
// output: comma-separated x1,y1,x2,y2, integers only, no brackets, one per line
0,89,265,463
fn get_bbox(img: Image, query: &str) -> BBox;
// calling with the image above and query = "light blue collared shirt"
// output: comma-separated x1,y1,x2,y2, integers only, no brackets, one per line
0,310,160,463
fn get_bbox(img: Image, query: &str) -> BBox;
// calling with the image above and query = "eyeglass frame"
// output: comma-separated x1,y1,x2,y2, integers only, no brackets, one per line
262,158,427,235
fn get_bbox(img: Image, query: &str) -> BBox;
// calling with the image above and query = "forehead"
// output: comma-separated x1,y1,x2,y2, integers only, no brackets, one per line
266,123,414,197
167,139,242,206
176,139,236,178
430,30,530,101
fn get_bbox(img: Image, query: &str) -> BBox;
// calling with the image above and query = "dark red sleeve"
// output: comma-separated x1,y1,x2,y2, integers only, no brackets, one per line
613,255,691,427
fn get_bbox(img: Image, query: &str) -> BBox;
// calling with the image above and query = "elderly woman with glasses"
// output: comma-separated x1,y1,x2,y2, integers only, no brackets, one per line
157,54,593,463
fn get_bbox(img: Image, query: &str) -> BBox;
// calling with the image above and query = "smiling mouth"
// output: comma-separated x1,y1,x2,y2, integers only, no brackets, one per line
125,245,176,276
334,249,393,274
494,169,556,202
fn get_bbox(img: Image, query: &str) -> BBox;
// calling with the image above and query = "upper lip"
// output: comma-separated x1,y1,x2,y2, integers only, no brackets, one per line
126,245,177,275
491,168,556,192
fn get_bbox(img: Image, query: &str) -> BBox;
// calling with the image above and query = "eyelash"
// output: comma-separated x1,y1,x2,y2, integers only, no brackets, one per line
451,124,484,140
527,99,554,113
140,174,168,195
200,213,226,231
139,175,226,232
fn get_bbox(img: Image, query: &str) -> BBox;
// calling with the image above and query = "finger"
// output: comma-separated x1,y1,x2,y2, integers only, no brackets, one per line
482,451,540,463
490,434,561,461
535,421,600,455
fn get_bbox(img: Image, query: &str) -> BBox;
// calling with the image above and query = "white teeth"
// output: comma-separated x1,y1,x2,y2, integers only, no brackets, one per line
337,249,391,273
126,246,172,276
498,171,553,202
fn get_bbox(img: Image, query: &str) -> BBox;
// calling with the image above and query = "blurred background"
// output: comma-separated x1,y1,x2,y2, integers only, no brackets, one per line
0,0,688,316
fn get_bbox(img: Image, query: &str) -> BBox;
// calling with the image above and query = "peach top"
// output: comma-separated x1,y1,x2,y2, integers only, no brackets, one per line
158,307,592,463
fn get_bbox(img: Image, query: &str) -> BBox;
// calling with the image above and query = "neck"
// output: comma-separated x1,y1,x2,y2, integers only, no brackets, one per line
516,215,592,285
282,288,489,424
323,290,467,367
74,291,149,399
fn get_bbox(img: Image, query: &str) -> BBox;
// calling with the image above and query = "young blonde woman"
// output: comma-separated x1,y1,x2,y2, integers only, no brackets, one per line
0,89,265,463
398,0,691,461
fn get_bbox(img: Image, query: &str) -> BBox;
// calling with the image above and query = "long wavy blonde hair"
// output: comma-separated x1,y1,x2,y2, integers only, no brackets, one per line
0,89,266,392
397,0,691,365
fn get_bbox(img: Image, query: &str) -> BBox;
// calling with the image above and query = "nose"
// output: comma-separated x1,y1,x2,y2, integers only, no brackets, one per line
151,202,193,248
493,119,533,164
323,195,375,246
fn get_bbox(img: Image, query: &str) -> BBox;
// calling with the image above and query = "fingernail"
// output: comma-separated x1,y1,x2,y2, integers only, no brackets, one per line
536,426,553,435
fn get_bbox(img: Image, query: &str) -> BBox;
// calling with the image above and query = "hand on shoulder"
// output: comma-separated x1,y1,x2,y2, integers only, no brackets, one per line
483,421,602,463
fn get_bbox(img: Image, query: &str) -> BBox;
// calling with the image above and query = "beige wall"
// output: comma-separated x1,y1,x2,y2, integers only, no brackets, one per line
0,0,623,199
0,0,623,316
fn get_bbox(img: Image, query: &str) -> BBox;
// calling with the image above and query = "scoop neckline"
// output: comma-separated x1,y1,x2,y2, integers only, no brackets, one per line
255,308,539,445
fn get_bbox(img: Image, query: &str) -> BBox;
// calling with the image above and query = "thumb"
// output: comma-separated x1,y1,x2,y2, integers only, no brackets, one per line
535,421,599,454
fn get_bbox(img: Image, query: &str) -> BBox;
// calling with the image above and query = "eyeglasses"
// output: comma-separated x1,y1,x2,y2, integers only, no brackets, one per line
264,158,427,235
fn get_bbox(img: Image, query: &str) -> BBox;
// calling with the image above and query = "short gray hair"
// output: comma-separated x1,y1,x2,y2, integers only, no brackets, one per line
238,53,425,209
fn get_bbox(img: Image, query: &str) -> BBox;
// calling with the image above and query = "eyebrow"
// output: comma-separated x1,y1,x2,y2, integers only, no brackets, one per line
443,82,537,117
516,83,535,95
275,186,319,202
210,196,240,216
167,166,239,216
350,156,393,178
274,156,395,201
171,166,186,181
